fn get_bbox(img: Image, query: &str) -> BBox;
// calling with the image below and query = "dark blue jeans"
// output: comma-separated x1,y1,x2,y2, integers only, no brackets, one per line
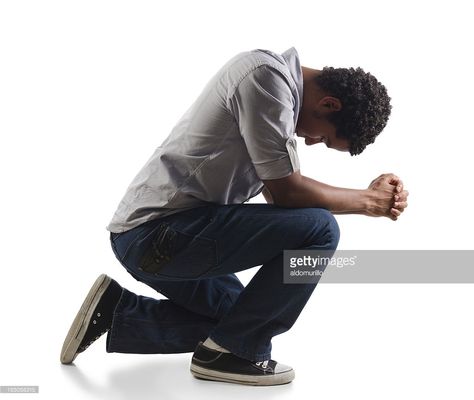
107,203,340,362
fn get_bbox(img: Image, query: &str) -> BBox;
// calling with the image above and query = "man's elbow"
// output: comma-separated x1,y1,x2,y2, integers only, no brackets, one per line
262,171,305,208
262,187,274,204
271,193,296,208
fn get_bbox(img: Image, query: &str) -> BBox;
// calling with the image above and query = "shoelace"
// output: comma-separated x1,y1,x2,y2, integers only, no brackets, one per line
255,360,269,369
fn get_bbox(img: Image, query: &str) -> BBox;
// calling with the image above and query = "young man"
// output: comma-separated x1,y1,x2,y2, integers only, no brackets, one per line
60,47,409,386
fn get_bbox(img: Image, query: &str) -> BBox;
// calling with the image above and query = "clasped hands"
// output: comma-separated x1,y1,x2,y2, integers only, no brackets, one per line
366,173,409,221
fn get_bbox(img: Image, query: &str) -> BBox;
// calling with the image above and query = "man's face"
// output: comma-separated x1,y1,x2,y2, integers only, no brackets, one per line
295,112,351,152
295,84,351,152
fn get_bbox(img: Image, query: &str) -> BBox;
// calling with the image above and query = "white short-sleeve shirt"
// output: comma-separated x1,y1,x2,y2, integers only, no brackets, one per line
106,47,304,233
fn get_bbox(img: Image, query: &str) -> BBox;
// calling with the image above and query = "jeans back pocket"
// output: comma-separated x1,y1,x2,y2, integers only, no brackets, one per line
138,222,217,280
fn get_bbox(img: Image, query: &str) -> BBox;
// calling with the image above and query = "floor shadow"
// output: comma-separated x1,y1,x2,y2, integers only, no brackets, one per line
60,356,295,400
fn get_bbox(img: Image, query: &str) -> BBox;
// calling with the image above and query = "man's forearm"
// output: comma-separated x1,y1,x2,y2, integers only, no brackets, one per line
263,171,403,219
278,175,371,214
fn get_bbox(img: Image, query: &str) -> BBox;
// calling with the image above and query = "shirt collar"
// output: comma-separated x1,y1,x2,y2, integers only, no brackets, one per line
281,47,304,112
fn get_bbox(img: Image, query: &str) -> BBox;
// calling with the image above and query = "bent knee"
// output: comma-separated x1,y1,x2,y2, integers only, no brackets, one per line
305,208,340,249
326,211,340,249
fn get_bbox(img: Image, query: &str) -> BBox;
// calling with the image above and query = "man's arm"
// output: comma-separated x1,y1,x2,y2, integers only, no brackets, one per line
262,186,274,204
262,171,408,220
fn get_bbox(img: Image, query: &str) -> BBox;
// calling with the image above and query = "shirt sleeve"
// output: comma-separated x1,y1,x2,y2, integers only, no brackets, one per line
228,65,301,180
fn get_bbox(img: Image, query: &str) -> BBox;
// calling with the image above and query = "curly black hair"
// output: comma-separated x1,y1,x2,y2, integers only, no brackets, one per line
313,67,392,155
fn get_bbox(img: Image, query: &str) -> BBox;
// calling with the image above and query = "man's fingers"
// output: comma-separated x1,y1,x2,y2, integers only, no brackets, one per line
394,190,409,202
391,207,402,217
393,201,408,209
370,174,406,196
394,180,403,192
384,174,403,192
386,173,401,185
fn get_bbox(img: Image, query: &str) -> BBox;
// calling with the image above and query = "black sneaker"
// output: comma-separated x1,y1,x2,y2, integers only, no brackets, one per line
60,274,123,364
190,341,295,386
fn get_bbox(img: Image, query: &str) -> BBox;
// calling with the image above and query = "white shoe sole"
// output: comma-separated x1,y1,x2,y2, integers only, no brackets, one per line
60,274,111,364
190,363,295,386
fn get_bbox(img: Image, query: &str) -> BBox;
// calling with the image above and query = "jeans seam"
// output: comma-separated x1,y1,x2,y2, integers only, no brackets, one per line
107,288,127,352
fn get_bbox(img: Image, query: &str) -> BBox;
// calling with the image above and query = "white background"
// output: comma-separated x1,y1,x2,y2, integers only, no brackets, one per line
1,0,473,399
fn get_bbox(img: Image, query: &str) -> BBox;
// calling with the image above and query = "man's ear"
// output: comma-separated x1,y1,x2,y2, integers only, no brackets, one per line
322,96,342,111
